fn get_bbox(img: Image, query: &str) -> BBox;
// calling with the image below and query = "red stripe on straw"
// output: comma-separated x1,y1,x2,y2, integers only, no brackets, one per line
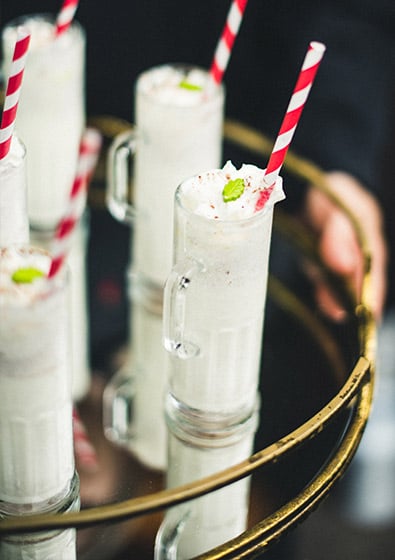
73,407,99,472
48,128,102,278
55,0,79,36
0,28,30,160
255,41,326,211
209,0,249,86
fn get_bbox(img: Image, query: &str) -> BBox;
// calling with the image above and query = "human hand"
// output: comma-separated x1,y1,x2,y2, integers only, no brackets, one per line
303,171,387,321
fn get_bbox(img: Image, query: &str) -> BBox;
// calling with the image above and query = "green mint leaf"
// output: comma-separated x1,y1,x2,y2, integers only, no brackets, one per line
222,178,245,203
12,267,45,284
179,80,203,91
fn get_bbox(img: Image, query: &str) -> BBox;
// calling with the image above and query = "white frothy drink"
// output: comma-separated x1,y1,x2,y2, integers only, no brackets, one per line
0,136,29,247
0,247,74,512
2,15,85,230
132,64,224,285
164,161,285,415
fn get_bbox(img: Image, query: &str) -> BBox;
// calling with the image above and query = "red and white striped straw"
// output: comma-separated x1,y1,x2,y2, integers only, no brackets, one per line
55,0,79,36
48,128,102,279
73,407,99,472
209,0,249,86
256,41,326,211
0,27,30,161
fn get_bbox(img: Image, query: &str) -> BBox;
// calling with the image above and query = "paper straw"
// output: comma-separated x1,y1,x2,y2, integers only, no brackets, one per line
48,128,102,279
256,41,326,211
209,0,249,86
73,407,99,471
0,27,30,160
55,0,79,36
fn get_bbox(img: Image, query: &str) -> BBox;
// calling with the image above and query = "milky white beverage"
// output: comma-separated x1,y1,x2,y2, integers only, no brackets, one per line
105,64,224,469
163,161,285,415
0,136,29,247
2,15,85,229
0,246,75,513
31,215,91,402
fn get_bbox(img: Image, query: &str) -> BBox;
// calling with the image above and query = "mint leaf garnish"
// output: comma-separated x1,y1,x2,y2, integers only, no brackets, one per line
179,80,203,91
222,178,245,203
12,267,44,284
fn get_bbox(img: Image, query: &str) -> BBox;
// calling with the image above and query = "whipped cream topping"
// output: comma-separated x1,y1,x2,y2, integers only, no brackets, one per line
138,65,210,106
0,247,51,305
179,161,285,220
3,16,77,51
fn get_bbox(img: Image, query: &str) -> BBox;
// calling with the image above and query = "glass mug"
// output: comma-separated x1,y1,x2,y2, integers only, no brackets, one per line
0,246,78,516
2,14,86,230
156,166,283,557
107,63,225,285
163,174,284,416
103,64,225,470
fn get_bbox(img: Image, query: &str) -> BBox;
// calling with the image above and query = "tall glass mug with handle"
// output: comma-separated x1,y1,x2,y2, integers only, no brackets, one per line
163,162,284,417
104,64,224,470
0,246,79,518
2,14,85,231
155,162,284,557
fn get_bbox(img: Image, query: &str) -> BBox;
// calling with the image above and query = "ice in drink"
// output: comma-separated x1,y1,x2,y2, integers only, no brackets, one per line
164,161,285,415
0,246,75,513
2,15,85,230
0,136,29,247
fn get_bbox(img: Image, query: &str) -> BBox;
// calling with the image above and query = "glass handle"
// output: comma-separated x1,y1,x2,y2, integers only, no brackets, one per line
106,128,138,224
163,259,202,359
